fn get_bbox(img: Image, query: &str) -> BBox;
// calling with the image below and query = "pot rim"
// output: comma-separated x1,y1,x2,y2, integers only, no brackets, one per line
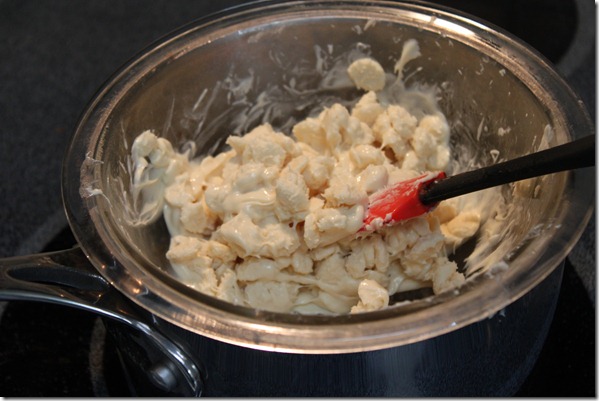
62,0,595,353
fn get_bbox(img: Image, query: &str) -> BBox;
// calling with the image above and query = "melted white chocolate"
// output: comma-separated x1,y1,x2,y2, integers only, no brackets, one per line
128,41,488,315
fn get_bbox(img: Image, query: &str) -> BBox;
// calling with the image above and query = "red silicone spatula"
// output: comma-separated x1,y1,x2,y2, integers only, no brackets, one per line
362,135,595,231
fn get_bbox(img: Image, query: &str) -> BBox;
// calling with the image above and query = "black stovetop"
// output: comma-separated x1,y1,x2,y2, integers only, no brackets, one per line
0,0,595,397
0,225,594,397
0,225,594,396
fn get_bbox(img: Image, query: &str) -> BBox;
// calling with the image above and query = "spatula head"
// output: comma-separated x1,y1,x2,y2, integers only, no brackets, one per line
362,171,446,232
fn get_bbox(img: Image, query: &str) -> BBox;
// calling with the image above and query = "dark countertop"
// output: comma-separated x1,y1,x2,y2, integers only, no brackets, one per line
0,0,250,258
0,0,595,396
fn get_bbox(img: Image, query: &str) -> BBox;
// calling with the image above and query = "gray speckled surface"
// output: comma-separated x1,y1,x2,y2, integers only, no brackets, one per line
554,0,597,304
0,0,249,259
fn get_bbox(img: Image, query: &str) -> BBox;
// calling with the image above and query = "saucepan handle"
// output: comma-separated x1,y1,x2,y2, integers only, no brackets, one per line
0,246,203,396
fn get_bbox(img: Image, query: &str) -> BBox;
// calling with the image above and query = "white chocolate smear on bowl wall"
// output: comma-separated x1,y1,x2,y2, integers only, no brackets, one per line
128,39,508,315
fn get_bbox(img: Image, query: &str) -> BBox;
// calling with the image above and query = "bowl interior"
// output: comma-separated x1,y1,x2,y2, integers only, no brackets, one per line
106,7,562,273
66,1,593,351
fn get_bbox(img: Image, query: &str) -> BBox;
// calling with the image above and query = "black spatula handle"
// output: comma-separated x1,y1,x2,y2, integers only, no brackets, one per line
421,135,595,205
